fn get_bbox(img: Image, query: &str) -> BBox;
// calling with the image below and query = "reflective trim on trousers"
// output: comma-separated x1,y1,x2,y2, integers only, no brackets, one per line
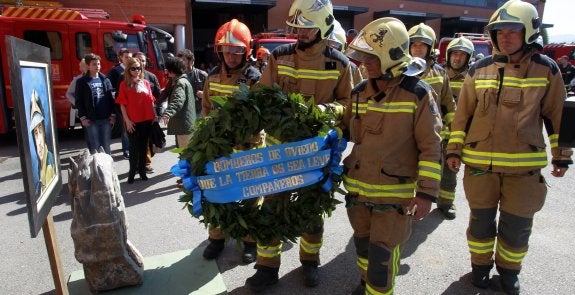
257,243,282,258
468,239,495,255
300,237,322,255
496,242,527,264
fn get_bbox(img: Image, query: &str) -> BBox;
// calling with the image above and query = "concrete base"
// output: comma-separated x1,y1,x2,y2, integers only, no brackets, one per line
68,248,227,294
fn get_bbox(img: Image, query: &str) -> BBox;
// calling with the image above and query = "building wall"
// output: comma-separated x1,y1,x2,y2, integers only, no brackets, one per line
267,0,545,38
57,0,186,25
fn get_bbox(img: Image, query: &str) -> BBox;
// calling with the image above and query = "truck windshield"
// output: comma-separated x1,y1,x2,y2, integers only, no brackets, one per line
146,26,174,70
103,33,141,63
474,43,491,58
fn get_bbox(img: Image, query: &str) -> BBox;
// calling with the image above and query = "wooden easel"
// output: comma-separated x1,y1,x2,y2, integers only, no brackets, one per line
43,211,69,295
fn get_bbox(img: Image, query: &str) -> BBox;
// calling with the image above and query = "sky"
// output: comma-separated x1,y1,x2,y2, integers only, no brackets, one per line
542,0,574,42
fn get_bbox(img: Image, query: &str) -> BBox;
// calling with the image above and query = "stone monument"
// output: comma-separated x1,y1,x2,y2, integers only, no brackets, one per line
68,149,143,292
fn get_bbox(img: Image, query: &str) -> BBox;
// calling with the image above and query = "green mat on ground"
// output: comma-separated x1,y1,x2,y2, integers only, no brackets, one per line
67,247,227,295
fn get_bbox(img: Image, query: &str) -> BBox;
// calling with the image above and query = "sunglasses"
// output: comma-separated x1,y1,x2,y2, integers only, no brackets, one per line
130,67,141,71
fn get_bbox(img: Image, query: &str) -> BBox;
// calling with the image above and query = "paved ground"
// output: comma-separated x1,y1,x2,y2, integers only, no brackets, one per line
1,128,574,295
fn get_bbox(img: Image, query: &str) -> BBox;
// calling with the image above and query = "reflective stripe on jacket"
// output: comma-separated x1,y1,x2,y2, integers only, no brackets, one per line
201,64,261,117
260,39,354,108
342,77,442,204
447,50,573,173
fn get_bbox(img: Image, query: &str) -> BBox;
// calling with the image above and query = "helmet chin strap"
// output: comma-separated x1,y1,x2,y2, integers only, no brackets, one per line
375,63,408,81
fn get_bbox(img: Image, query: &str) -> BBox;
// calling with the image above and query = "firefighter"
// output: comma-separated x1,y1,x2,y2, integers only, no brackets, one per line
408,23,458,219
30,91,55,197
255,47,270,73
327,19,363,86
436,36,476,220
445,37,474,101
246,0,354,291
343,17,442,295
446,1,572,293
200,18,261,264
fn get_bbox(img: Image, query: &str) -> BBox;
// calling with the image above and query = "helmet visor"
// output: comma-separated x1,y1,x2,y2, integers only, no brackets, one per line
448,46,473,55
488,22,524,32
345,48,378,63
217,45,246,55
30,112,44,131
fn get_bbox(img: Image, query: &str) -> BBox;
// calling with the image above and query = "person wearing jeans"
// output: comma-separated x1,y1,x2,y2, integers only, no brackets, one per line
75,53,116,154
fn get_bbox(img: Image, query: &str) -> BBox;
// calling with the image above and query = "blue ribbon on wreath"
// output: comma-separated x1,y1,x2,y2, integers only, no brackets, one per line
321,129,347,192
170,160,204,216
171,129,347,216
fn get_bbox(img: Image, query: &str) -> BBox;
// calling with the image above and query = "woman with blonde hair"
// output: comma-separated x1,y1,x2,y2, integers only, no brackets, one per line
116,57,156,183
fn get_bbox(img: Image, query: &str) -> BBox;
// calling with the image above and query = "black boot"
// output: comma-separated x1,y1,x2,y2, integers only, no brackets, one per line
438,203,456,219
242,242,257,264
127,170,136,184
498,267,520,295
203,239,225,260
302,260,319,287
245,265,279,293
139,167,148,181
351,279,366,295
471,264,492,289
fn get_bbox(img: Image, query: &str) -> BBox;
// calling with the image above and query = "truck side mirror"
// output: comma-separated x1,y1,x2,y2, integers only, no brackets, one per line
112,31,128,42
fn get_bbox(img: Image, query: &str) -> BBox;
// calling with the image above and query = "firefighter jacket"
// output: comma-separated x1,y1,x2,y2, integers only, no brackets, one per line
260,39,354,110
201,63,261,117
419,60,456,139
446,66,469,101
447,49,573,174
342,77,443,205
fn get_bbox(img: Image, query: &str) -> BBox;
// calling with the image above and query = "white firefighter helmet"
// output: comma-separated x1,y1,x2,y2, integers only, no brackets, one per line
327,20,346,51
29,90,44,132
286,0,335,39
408,23,437,58
346,17,424,79
487,0,541,50
446,37,475,67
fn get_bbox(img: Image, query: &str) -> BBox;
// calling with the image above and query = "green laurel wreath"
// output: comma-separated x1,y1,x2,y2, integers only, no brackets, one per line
177,84,342,244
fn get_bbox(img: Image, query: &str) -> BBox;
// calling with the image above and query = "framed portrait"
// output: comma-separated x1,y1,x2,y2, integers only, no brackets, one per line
6,36,62,238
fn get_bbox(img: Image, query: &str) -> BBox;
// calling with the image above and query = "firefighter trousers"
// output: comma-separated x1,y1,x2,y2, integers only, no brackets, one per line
255,221,324,268
463,166,547,272
438,143,457,206
208,226,255,243
346,199,412,294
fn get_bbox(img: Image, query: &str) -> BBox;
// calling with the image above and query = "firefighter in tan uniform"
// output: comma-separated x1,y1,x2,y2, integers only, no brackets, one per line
326,19,363,86
433,37,476,221
446,1,572,293
445,37,474,101
408,23,458,219
342,17,443,295
245,0,354,292
200,19,261,264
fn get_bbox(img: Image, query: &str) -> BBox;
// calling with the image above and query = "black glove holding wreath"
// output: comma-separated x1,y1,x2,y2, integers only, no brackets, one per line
172,84,346,244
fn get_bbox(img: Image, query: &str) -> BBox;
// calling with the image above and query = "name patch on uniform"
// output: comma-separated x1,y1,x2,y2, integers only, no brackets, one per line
325,62,336,70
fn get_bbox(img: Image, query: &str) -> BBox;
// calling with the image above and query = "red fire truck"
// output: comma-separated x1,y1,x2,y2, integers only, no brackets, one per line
543,44,575,66
251,31,297,59
0,5,173,134
437,33,492,65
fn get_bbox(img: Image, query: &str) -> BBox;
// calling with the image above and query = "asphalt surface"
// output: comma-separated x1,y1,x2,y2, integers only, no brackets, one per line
1,127,574,295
